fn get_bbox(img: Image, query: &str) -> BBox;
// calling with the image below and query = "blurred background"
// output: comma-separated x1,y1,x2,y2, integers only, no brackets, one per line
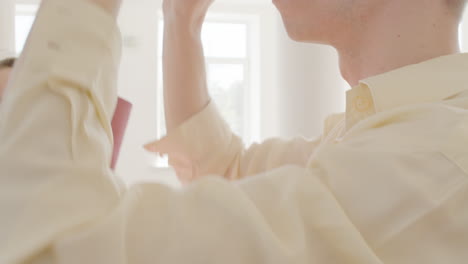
1,0,467,186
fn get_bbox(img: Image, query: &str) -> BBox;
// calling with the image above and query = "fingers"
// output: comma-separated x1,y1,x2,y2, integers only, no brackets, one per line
144,142,158,152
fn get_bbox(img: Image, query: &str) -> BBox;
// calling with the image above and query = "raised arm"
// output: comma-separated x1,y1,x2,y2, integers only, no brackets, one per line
147,0,325,183
162,0,213,131
0,0,123,262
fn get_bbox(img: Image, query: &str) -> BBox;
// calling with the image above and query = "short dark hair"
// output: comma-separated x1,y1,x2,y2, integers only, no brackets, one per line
0,57,16,69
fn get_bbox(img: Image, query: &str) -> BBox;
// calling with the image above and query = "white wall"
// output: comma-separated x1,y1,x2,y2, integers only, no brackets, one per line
461,8,468,52
0,0,15,58
275,18,346,139
114,0,162,183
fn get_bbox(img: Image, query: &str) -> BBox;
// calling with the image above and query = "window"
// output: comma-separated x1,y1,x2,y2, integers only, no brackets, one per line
156,13,260,166
461,9,468,52
14,4,38,54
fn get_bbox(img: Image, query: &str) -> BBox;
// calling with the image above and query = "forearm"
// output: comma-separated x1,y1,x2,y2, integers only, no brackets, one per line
163,18,210,131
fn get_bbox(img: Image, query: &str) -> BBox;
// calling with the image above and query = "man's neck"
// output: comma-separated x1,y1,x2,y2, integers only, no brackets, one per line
334,2,461,87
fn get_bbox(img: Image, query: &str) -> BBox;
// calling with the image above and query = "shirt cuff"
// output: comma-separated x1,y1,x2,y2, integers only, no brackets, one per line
145,101,241,182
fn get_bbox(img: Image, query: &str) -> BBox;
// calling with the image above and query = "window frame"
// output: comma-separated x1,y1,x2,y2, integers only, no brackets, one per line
206,13,260,144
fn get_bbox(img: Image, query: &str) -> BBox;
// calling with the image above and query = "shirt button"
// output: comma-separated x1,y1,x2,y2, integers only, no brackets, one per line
354,96,371,112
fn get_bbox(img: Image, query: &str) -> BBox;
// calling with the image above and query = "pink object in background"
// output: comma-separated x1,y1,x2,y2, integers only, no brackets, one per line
111,97,132,170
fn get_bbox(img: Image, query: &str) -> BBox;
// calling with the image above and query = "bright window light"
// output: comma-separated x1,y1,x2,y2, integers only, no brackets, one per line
208,63,245,136
202,23,247,58
460,9,468,52
14,4,38,54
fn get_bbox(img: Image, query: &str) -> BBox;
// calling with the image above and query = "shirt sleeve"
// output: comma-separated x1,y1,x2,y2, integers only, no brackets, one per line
0,0,123,262
145,102,322,183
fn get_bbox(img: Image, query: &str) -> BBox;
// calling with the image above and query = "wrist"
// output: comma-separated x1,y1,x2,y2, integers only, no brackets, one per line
163,14,204,36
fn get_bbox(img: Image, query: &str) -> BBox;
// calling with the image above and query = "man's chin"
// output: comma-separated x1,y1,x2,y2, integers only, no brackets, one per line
272,0,293,17
282,22,310,42
281,19,330,44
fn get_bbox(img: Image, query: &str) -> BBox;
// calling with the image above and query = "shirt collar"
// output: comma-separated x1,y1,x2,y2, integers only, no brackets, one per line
346,53,468,129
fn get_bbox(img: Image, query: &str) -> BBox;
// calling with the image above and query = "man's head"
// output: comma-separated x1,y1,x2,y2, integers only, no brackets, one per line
273,0,466,45
0,58,16,101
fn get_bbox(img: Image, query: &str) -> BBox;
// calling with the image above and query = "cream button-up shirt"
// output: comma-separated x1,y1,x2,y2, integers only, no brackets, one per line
1,1,468,263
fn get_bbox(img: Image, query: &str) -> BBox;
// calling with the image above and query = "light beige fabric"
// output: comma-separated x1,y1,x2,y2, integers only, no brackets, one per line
1,1,468,263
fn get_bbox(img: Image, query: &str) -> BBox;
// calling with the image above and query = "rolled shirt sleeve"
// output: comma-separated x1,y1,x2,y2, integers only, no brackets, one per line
146,102,322,182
